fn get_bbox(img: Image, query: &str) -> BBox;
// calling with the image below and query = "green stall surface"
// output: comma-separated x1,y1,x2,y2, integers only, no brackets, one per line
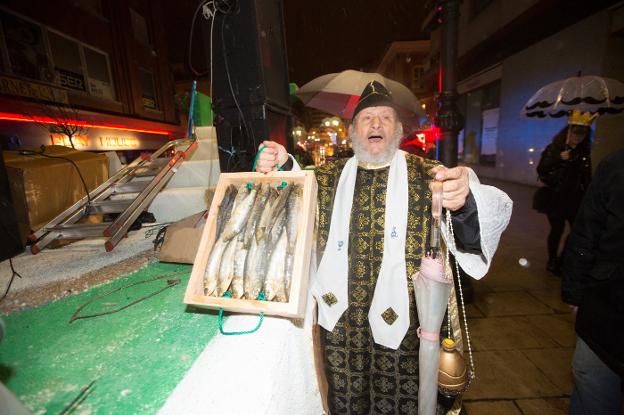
0,262,219,414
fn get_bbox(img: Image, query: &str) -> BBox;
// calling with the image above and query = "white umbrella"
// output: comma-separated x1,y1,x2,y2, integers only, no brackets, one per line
413,255,452,415
295,69,423,120
522,75,624,119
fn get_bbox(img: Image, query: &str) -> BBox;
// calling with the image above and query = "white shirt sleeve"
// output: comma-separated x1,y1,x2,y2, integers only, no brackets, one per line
441,168,513,280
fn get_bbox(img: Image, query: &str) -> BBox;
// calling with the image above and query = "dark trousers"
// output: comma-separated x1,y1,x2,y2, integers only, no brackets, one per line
570,337,623,414
546,204,579,261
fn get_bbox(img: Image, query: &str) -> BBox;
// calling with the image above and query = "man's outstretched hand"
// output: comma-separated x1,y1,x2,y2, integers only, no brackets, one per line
430,165,470,211
255,141,288,173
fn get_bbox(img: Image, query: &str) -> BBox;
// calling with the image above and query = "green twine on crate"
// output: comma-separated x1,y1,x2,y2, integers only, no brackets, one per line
218,291,265,335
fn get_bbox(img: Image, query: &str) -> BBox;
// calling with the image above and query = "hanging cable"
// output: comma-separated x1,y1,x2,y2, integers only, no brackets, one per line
220,11,256,155
19,146,92,207
0,258,23,302
188,0,211,78
188,0,252,171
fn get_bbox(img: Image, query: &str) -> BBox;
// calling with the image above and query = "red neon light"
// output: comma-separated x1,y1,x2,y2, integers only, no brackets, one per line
345,94,361,118
438,69,442,93
0,112,172,136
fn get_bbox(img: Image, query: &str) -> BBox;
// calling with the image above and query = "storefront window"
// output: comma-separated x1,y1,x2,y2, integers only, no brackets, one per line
84,46,114,100
48,31,87,92
0,10,52,82
139,68,157,110
459,80,500,166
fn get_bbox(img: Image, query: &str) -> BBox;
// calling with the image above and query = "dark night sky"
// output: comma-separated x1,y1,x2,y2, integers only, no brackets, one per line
282,0,428,85
164,0,428,86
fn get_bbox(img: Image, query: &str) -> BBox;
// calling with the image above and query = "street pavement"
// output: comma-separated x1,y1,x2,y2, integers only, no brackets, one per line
463,178,574,415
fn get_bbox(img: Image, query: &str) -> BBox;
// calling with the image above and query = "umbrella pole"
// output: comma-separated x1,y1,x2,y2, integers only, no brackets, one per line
436,0,464,168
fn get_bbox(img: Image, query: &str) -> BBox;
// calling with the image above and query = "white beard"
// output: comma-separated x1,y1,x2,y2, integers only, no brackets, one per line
351,126,403,165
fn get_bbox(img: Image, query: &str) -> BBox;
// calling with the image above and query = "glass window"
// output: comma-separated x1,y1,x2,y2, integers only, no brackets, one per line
48,31,87,92
0,10,52,82
459,80,500,166
84,46,114,99
411,65,425,91
130,8,150,46
139,68,157,110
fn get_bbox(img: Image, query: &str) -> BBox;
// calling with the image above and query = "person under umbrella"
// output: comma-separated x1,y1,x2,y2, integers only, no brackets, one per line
536,110,594,274
256,81,512,414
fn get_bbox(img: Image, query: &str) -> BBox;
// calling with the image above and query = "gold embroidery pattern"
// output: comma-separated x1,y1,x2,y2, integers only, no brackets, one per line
317,155,449,415
322,292,338,307
382,307,399,325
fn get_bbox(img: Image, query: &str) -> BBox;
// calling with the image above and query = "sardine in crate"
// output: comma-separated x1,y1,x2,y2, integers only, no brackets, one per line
184,170,317,319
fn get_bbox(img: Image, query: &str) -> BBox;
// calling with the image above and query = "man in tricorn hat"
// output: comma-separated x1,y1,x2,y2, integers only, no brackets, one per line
257,81,512,414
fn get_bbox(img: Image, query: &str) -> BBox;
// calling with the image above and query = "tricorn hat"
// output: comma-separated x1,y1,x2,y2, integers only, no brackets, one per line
352,81,396,119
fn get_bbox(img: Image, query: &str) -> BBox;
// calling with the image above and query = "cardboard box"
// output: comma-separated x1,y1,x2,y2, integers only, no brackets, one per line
159,211,208,264
3,145,109,243
184,171,317,319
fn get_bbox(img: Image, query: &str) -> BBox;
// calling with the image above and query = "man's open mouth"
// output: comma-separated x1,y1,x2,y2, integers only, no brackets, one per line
368,135,383,143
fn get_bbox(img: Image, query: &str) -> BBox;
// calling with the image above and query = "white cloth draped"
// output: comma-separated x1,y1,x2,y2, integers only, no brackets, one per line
311,151,411,349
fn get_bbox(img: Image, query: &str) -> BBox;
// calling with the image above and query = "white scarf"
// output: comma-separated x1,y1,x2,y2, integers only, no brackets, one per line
312,150,409,349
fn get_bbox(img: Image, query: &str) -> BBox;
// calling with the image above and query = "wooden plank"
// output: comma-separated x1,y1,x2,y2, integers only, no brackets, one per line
183,171,317,319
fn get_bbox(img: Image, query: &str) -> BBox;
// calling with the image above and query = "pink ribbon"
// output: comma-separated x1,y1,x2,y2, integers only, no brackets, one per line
417,326,439,342
413,255,451,285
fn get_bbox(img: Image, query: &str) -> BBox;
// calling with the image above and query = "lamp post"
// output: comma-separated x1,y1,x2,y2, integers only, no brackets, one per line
435,0,475,306
436,0,464,168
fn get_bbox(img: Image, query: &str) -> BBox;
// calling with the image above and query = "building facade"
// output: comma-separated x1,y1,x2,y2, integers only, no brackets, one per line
376,40,434,122
0,0,183,155
424,0,624,185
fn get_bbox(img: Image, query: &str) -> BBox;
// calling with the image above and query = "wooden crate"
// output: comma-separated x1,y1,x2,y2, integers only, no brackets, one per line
184,170,317,319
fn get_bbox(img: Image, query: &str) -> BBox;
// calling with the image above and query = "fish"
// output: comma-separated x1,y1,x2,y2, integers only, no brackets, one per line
215,185,237,240
264,229,288,302
255,187,279,242
230,236,247,299
203,237,227,296
269,207,287,245
284,252,294,302
243,183,271,248
244,236,269,300
216,237,238,297
222,184,258,241
285,184,302,253
267,184,293,232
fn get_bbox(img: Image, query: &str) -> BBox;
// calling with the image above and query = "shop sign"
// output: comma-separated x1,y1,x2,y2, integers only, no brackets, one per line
142,96,157,110
98,136,139,149
0,75,68,103
57,69,86,92
50,133,89,148
89,79,114,100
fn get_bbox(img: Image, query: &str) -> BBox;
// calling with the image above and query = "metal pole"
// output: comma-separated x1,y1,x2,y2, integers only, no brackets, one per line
436,0,464,167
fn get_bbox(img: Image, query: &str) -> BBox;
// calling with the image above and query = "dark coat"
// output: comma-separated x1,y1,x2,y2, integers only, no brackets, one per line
561,149,624,376
536,142,591,215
